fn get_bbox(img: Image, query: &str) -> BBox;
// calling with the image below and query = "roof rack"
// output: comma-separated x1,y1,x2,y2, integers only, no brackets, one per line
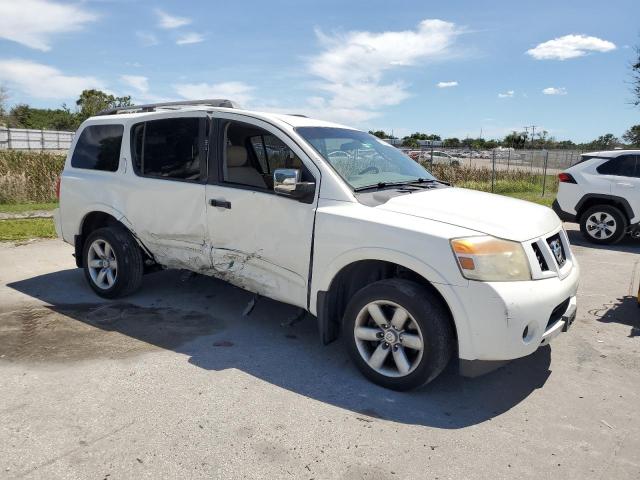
96,99,239,116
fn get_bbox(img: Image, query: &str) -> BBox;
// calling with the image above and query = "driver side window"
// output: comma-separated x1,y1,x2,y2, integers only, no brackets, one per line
221,121,312,190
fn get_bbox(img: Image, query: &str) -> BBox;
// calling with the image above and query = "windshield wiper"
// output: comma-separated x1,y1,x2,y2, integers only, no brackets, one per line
353,178,437,192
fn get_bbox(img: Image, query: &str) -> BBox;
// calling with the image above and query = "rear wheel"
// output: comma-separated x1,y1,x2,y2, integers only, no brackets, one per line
343,279,454,391
83,226,143,298
579,205,627,244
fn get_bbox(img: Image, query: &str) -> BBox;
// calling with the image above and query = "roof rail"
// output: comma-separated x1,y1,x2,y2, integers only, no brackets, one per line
96,99,239,116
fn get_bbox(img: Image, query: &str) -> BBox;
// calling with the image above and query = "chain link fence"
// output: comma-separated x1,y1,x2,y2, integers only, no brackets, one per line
401,146,584,198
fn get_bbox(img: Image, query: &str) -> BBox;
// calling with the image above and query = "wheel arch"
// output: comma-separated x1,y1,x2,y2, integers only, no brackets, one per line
575,194,635,222
315,255,460,356
75,208,148,267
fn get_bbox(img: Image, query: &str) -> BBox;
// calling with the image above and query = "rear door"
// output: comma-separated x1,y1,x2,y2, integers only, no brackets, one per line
123,111,210,269
598,154,640,220
204,115,320,308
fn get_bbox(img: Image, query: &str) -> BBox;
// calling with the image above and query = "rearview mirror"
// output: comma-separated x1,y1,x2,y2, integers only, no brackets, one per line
273,168,315,201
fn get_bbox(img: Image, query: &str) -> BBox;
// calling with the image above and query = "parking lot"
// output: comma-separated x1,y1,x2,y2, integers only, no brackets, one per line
0,224,638,479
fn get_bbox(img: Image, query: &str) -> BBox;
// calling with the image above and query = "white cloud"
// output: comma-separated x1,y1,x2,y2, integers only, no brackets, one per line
437,81,458,88
121,75,149,94
306,19,461,123
542,87,567,95
136,31,159,47
155,9,191,29
174,81,254,105
0,0,97,51
498,90,514,98
176,32,205,45
0,59,105,99
527,34,616,60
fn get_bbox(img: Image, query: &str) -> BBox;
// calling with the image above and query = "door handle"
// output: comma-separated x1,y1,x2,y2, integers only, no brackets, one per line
209,199,231,209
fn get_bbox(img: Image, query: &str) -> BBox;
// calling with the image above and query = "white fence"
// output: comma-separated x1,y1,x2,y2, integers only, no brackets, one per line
0,127,75,151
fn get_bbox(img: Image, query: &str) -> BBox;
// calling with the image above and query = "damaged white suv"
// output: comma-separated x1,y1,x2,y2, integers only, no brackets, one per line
55,99,579,390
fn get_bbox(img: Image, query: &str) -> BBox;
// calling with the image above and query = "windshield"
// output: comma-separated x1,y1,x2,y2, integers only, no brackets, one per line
296,127,435,189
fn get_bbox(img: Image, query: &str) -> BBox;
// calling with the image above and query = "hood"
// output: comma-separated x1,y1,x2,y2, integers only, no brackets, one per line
376,187,560,242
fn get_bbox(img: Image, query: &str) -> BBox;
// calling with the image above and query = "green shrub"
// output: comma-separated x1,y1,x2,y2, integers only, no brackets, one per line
0,151,65,203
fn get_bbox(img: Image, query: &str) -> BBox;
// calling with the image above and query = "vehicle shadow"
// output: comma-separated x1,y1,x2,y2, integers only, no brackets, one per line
589,295,640,338
6,268,553,429
565,228,640,254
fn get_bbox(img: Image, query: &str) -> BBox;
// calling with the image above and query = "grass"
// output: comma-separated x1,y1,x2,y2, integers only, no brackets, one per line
0,218,56,242
0,202,58,213
456,178,557,208
0,150,65,204
501,191,555,208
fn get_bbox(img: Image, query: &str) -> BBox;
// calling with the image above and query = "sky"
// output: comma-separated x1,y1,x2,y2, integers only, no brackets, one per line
0,0,638,142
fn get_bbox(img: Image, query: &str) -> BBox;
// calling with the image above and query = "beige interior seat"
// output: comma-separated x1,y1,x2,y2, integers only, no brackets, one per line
225,145,266,188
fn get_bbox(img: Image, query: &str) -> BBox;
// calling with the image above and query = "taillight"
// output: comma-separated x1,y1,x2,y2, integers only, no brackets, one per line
558,172,577,184
55,176,61,200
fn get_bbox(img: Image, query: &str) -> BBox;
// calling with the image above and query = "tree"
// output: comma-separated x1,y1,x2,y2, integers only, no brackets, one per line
8,104,78,130
76,89,132,122
631,44,640,107
588,133,620,150
443,137,460,147
368,130,392,139
0,85,8,123
622,125,640,147
503,131,526,149
401,137,419,148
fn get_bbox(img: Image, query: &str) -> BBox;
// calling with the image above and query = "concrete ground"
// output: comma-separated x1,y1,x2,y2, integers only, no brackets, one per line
0,225,638,479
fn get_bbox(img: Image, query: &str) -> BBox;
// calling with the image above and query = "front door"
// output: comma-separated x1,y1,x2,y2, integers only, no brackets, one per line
204,116,319,308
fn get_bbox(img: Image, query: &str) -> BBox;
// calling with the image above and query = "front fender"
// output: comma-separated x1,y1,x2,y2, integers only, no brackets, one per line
310,247,477,359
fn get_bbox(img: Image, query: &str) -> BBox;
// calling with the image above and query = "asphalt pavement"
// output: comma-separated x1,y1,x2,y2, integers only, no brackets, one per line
0,224,638,479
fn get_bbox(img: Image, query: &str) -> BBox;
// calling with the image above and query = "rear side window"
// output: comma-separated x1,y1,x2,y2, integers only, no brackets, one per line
71,124,123,171
596,155,638,177
131,117,203,181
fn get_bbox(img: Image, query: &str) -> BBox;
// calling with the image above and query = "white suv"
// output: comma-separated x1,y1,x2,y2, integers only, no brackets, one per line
55,99,579,390
553,150,640,244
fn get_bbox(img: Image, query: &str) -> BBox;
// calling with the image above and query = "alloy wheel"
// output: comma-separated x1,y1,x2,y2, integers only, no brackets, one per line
586,212,616,240
353,300,424,378
87,239,118,290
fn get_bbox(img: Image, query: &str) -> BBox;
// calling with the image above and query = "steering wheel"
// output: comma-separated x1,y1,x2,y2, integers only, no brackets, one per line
358,166,379,175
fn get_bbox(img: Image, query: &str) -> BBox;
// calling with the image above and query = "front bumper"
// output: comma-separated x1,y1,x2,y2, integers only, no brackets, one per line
437,247,580,362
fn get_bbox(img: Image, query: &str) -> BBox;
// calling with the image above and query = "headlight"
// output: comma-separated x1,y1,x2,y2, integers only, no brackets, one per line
450,236,531,281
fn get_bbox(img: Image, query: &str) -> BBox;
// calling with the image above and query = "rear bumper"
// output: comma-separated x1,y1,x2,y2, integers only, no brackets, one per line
53,208,62,238
552,199,576,223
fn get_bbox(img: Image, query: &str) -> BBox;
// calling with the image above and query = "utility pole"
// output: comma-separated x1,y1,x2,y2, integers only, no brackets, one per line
523,125,537,148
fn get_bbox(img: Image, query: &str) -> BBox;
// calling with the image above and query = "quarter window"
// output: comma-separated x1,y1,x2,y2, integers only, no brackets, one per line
71,124,123,171
131,117,203,181
596,155,638,177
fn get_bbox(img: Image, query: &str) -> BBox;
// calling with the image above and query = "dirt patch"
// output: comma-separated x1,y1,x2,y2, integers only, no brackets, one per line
0,303,222,363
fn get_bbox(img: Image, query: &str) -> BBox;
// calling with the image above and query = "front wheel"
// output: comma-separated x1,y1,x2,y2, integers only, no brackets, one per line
343,279,454,391
83,226,144,298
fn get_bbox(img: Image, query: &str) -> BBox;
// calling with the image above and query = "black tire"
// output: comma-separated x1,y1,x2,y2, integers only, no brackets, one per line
579,205,627,245
342,279,454,391
82,226,144,298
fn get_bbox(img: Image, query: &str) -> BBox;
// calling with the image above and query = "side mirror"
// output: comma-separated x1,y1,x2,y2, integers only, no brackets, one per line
273,168,315,201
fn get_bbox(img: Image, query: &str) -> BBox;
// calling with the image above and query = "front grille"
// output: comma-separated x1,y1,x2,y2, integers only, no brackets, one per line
547,298,570,330
546,233,566,267
531,242,549,271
